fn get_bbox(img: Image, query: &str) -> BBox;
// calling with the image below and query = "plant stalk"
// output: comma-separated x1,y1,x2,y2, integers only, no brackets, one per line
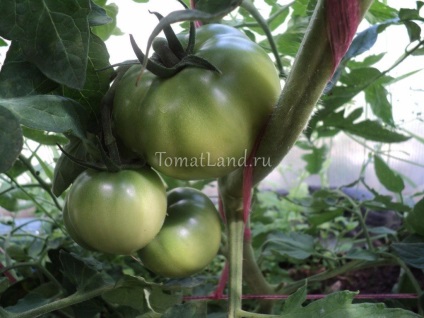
219,191,245,318
219,0,375,197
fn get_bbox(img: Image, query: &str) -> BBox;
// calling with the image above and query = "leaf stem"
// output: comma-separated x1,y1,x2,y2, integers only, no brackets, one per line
224,197,244,318
18,155,62,211
240,0,284,77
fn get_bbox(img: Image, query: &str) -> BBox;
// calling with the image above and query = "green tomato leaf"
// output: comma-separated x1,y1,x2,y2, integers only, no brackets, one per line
103,276,149,312
374,155,405,193
0,42,58,98
57,34,113,117
88,0,112,27
0,0,90,90
282,284,307,313
301,145,328,174
3,282,61,314
91,3,123,41
403,20,421,42
59,250,112,292
261,232,315,260
0,95,88,140
280,290,421,317
0,37,7,46
366,1,398,24
392,242,424,270
341,120,410,143
0,106,23,173
365,84,394,126
147,287,182,314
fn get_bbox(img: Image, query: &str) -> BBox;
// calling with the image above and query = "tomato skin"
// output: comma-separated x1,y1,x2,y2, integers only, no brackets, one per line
113,24,281,180
138,187,222,278
64,168,167,255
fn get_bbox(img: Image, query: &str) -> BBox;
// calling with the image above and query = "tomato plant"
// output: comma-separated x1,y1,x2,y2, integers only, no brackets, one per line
65,168,167,255
138,187,222,277
113,24,281,180
1,1,424,318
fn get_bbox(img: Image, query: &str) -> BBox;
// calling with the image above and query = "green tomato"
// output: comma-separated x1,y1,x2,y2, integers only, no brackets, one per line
113,24,280,180
138,187,222,278
64,168,167,255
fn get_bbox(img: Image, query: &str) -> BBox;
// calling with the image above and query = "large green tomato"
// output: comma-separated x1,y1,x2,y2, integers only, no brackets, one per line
138,187,222,278
64,168,167,255
113,24,281,180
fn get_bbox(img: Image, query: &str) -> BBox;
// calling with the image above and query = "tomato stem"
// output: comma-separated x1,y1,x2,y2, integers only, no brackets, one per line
226,200,244,318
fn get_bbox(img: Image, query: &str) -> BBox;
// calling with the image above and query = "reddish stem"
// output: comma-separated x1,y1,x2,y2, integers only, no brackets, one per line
0,262,17,284
189,0,203,27
325,0,361,74
211,261,229,299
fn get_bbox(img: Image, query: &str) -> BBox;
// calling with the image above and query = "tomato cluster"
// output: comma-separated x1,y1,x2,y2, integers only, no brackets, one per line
63,23,279,277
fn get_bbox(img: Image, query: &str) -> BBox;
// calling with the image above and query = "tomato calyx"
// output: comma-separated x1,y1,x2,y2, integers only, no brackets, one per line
129,11,220,79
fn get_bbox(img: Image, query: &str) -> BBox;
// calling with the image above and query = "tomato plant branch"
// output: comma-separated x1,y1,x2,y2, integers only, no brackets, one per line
8,285,115,318
221,193,244,318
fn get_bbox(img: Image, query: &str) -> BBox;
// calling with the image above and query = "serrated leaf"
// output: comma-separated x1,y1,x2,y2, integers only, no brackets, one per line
392,243,424,269
341,120,410,143
0,106,23,173
59,250,112,292
0,0,90,89
374,155,405,193
0,42,58,98
365,83,394,125
0,95,88,140
301,145,327,174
